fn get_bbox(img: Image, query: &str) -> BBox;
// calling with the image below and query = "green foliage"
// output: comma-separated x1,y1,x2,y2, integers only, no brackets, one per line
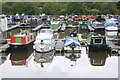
1,2,119,15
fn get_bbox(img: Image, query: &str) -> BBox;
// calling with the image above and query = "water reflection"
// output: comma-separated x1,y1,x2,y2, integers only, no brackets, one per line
9,48,34,66
64,52,81,66
34,50,55,67
88,51,109,66
0,52,9,65
105,31,118,40
0,27,120,78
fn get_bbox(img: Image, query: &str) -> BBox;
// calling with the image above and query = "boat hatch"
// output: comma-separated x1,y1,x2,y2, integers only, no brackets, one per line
93,38,103,44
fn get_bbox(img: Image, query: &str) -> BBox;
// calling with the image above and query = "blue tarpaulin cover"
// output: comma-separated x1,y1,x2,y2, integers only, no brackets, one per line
65,37,81,47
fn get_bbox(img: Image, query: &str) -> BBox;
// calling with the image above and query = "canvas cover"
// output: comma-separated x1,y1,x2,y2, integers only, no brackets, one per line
65,37,81,47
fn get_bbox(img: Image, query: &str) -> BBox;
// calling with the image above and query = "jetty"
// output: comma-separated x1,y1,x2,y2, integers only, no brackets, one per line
55,39,64,52
32,24,44,31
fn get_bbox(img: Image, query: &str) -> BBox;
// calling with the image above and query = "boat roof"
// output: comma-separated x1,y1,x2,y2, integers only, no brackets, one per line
104,22,117,27
36,33,53,40
59,15,64,18
51,21,60,24
40,29,53,34
89,33,104,37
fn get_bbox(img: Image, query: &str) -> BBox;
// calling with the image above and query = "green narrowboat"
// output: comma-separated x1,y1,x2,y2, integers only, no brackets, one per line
79,23,89,31
87,33,108,52
66,18,74,27
44,20,51,26
50,21,61,33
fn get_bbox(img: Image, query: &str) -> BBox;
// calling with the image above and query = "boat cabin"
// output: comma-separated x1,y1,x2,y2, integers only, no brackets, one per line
87,33,107,51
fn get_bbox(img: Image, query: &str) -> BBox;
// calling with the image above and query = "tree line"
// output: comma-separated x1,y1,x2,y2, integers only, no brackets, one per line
1,2,120,15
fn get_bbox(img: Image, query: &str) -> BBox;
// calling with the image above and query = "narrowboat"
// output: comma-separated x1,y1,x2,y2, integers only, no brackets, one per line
104,19,118,31
50,21,61,33
73,15,79,25
64,37,81,53
66,15,75,27
91,21,105,31
44,19,51,26
10,30,35,52
59,15,65,22
89,15,95,20
87,33,108,52
34,29,55,53
82,15,87,21
79,23,89,31
41,13,48,21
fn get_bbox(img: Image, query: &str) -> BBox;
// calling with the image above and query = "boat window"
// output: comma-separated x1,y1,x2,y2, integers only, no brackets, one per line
39,39,52,44
93,38,103,44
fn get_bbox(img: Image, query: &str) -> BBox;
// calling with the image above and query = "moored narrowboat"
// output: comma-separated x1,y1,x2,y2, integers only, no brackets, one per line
87,33,108,52
9,30,35,52
50,21,61,33
64,37,81,53
79,23,89,31
66,15,75,27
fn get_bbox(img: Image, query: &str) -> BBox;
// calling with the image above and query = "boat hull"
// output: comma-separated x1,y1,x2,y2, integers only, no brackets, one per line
105,27,118,31
88,45,108,52
34,43,55,53
10,41,34,52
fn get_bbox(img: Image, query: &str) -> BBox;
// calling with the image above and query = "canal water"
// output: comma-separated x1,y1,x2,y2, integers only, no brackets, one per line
0,27,119,78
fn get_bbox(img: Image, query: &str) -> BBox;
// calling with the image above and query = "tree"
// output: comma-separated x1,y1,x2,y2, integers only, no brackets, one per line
100,2,117,15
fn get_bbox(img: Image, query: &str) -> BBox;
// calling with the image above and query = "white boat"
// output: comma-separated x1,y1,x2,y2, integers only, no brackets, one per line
105,19,118,31
105,23,118,31
34,29,55,53
64,37,81,53
91,21,105,30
